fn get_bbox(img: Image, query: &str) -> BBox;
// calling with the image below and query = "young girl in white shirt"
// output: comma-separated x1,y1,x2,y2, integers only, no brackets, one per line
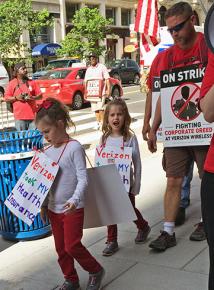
35,98,104,290
100,98,151,256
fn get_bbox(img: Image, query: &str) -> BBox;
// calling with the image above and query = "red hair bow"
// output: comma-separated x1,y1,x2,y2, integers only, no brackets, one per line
36,100,53,112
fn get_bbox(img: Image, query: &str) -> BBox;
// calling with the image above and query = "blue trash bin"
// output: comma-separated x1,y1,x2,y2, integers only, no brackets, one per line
0,130,51,240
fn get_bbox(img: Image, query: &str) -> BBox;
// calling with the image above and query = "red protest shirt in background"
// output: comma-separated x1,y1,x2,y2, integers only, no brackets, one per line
200,50,214,173
4,78,41,120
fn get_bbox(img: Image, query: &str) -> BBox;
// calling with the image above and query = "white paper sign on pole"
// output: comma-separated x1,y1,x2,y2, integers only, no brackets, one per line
95,145,132,192
84,165,137,229
4,151,59,226
160,64,214,147
151,77,163,141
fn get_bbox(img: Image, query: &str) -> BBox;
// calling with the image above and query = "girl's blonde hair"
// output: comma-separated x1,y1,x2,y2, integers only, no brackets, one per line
35,97,75,129
102,98,133,143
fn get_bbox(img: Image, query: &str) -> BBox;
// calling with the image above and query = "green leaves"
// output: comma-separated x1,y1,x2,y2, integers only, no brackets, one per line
0,0,52,65
58,7,113,60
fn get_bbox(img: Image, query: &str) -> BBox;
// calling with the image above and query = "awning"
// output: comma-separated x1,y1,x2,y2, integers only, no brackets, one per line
124,44,138,53
32,43,61,57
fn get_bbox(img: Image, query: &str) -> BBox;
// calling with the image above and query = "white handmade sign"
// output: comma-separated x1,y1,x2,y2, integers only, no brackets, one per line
160,64,214,147
95,145,132,192
84,165,137,228
86,79,103,98
4,151,59,226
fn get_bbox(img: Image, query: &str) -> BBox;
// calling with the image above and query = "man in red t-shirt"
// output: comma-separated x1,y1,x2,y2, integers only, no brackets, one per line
4,62,42,131
199,50,214,290
143,49,196,227
147,2,208,252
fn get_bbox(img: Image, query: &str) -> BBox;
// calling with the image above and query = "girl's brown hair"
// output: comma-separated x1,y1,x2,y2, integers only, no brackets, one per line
35,97,75,129
102,98,133,143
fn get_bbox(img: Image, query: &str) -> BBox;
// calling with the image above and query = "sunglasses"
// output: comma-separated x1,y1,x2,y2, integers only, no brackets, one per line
167,16,191,34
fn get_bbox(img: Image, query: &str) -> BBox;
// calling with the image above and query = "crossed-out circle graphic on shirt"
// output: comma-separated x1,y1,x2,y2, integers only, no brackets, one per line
171,82,200,121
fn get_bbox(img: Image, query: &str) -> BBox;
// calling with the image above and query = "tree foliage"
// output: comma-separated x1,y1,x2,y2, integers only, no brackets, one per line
0,0,52,64
58,7,113,59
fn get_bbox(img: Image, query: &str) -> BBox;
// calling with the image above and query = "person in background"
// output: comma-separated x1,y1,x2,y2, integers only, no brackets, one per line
4,62,42,131
36,98,105,290
84,53,111,130
199,50,214,290
99,98,150,256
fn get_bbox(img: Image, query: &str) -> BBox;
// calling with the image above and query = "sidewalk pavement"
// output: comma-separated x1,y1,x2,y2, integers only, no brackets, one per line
0,139,209,290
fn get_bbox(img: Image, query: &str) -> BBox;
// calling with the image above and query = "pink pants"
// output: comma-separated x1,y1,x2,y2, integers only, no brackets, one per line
107,193,148,242
49,208,102,283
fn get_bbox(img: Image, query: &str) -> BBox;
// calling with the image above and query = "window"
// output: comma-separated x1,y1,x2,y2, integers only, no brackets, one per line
127,60,138,68
106,7,116,25
41,70,71,80
66,3,79,23
77,69,86,79
121,9,131,26
86,4,99,9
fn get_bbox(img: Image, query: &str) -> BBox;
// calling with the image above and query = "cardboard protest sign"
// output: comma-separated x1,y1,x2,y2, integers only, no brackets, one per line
95,145,132,192
4,151,59,226
151,77,163,141
160,64,214,147
84,164,137,228
85,79,103,99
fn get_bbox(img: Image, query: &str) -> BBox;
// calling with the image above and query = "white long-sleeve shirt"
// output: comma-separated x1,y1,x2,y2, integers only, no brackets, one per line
44,140,87,213
102,135,142,195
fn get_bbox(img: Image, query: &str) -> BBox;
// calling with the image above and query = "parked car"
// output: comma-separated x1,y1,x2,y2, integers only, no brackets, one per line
32,58,81,80
35,67,123,110
108,59,141,84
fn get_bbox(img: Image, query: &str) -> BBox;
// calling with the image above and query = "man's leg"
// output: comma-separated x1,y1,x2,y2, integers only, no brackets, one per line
189,146,208,242
149,176,183,251
164,177,183,222
149,147,190,251
175,161,194,226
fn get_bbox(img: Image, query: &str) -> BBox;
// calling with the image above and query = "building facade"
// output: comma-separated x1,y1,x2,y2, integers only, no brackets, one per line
23,0,213,64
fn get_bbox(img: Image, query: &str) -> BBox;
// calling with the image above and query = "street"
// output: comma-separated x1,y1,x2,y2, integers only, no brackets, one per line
0,85,145,140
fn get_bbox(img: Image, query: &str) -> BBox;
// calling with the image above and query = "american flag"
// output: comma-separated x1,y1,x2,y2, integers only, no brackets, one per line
134,0,160,62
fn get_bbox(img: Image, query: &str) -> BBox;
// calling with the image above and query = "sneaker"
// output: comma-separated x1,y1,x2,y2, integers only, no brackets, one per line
86,268,105,290
102,241,119,256
175,207,186,226
135,225,151,244
189,222,206,241
59,280,80,290
149,231,177,251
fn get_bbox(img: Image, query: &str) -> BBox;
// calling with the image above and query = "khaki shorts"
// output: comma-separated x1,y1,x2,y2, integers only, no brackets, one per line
90,96,106,112
162,146,209,179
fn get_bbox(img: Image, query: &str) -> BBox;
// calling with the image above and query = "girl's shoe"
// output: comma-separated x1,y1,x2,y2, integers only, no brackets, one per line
86,268,105,290
59,280,80,290
102,241,119,256
135,225,151,244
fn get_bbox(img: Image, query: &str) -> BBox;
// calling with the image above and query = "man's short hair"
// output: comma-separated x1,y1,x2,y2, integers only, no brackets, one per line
165,2,193,20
